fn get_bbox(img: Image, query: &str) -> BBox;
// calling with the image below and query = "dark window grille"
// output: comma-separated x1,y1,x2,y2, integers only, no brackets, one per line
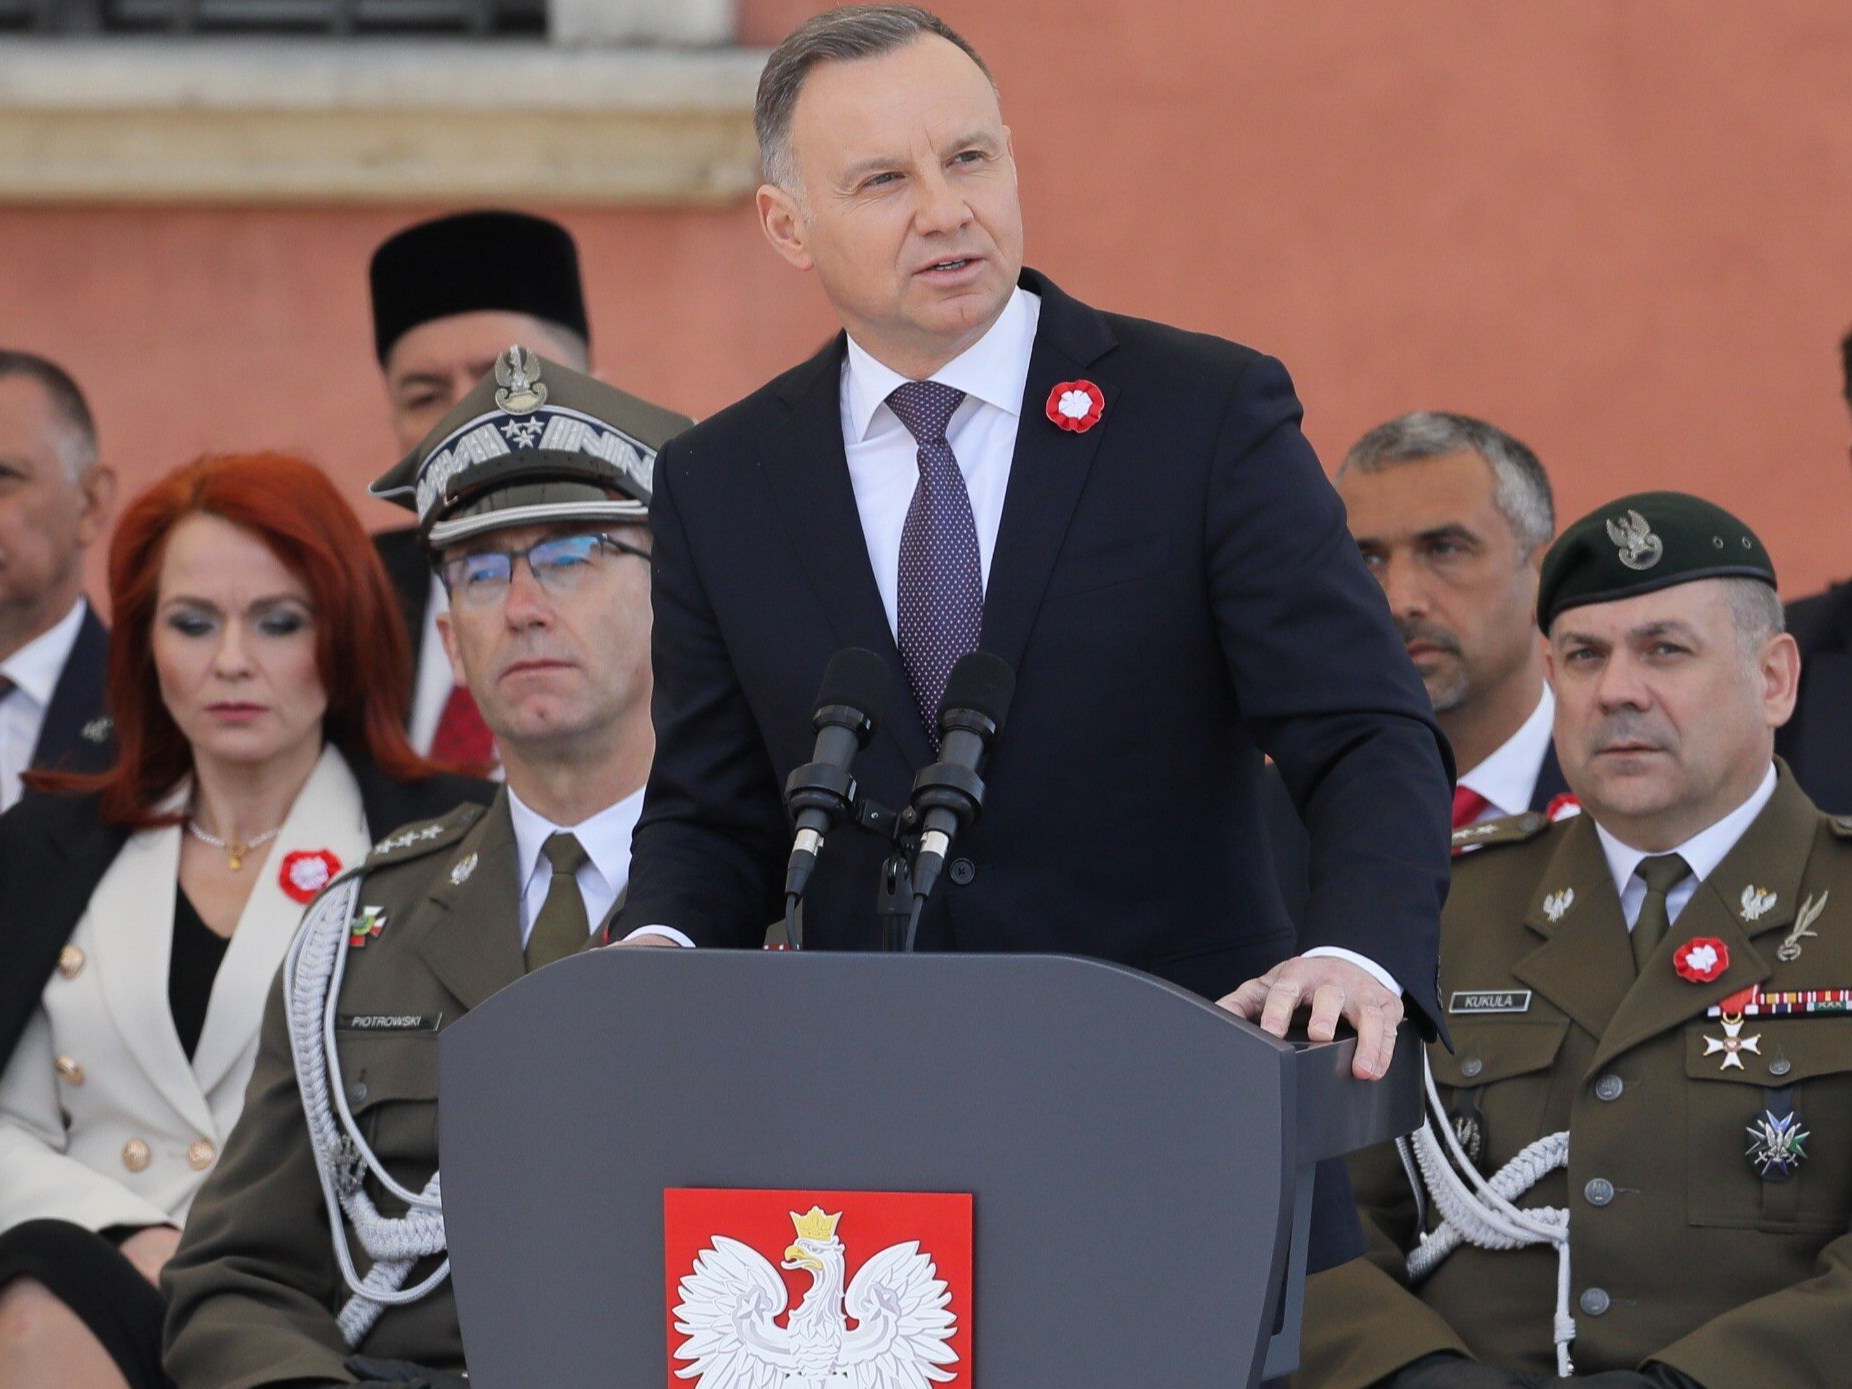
0,0,544,34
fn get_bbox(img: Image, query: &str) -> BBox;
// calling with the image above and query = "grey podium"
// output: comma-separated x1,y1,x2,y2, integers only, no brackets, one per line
437,949,1419,1387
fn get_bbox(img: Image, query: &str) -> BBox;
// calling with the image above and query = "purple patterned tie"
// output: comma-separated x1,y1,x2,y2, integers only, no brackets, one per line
888,381,982,745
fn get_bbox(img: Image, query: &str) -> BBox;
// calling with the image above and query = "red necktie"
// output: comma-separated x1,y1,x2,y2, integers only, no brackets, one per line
1451,785,1491,830
430,684,496,776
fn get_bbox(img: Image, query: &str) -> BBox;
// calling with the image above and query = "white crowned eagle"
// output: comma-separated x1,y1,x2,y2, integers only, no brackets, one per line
673,1206,958,1388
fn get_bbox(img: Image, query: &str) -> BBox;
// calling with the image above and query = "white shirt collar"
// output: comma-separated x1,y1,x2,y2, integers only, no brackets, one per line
841,286,1040,444
0,598,86,707
1458,686,1555,819
1595,762,1779,900
507,784,646,903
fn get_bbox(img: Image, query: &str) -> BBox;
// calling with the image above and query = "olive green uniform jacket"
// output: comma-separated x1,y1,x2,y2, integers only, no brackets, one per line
1299,768,1852,1389
163,792,603,1389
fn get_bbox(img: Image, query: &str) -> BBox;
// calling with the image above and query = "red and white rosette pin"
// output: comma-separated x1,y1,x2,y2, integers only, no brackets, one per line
1544,792,1582,821
1673,936,1730,984
279,849,342,904
1045,380,1104,433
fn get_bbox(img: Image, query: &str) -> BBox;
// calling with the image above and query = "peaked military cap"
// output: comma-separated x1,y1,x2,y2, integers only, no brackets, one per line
370,345,693,548
369,210,589,363
1537,490,1776,632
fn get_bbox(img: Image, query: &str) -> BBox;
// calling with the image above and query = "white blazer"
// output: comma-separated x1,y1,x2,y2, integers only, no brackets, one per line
0,746,371,1233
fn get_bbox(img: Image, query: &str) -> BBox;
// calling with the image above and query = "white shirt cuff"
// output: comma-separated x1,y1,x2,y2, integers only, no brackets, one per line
620,924,696,948
1301,946,1401,997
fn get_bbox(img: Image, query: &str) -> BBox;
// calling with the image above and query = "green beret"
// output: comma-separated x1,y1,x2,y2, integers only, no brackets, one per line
1537,490,1776,632
369,345,692,549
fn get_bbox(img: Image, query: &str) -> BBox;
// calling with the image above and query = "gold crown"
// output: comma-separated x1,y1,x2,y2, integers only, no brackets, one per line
789,1206,841,1242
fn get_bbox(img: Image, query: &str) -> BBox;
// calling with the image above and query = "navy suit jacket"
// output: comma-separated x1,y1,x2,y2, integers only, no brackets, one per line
1779,583,1852,814
29,603,114,778
621,270,1452,1027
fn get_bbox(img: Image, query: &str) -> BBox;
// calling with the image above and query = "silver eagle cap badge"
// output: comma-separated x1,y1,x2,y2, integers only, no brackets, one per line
494,344,547,415
1606,508,1664,571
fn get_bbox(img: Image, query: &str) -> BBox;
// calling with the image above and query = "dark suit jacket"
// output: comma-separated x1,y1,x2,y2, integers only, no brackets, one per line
621,269,1452,1023
0,753,492,1069
1264,737,1569,932
27,602,114,778
1779,582,1852,814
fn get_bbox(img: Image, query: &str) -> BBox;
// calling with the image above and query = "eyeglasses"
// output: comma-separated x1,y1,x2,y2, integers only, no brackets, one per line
437,532,650,608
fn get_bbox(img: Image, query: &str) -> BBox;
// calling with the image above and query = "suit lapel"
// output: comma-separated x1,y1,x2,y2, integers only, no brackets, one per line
30,604,111,773
1589,774,1817,1073
1511,816,1636,1040
980,273,1119,677
1528,742,1570,814
757,338,930,769
192,748,371,1105
407,793,526,1011
88,823,216,1135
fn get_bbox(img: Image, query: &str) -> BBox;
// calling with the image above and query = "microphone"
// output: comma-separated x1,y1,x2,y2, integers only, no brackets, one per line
907,652,1016,906
783,648,890,903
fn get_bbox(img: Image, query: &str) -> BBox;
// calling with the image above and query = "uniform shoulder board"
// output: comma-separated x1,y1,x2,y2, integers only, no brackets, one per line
1452,810,1552,852
365,802,486,867
1829,815,1852,840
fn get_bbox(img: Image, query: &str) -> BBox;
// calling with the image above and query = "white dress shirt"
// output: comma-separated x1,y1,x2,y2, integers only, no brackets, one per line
0,598,87,812
1596,763,1778,930
837,291,1393,995
1458,686,1556,823
508,786,645,945
841,287,1039,636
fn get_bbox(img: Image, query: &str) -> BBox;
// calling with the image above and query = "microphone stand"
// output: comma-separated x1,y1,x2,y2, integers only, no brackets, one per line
875,805,924,952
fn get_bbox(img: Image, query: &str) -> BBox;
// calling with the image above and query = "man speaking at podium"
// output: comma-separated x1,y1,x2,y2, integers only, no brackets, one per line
618,4,1453,1267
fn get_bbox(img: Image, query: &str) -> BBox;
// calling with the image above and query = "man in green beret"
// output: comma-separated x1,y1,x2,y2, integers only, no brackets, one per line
1297,492,1852,1389
160,350,691,1389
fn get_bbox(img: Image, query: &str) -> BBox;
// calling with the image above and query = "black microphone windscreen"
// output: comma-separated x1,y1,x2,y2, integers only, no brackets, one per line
939,651,1016,729
815,647,890,718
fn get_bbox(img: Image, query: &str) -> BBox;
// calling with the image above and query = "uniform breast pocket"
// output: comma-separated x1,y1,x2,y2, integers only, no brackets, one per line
1432,1019,1571,1171
337,1032,440,1165
1683,1018,1852,1234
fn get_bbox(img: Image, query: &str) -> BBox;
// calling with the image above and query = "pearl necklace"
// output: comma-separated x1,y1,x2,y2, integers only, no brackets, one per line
186,819,282,872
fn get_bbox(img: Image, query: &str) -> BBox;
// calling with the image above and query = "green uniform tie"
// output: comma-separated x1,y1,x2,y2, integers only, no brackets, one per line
1631,852,1692,972
525,832,591,972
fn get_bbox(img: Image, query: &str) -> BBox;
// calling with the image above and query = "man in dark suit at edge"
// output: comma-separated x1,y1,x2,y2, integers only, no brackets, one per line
1776,326,1852,814
617,4,1454,1269
0,350,116,811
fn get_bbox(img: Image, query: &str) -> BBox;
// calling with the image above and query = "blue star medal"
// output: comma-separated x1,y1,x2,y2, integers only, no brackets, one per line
1746,1109,1809,1181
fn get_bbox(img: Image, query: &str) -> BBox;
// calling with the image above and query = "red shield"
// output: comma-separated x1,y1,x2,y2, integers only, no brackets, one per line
664,1187,973,1387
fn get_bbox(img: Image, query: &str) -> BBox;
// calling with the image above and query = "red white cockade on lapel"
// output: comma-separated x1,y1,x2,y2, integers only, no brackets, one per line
1045,380,1104,433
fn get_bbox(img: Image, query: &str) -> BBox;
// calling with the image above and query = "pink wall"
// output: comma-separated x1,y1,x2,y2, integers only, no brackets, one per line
6,0,1852,605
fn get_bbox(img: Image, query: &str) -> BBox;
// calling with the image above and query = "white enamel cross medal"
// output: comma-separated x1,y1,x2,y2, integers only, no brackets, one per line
1702,1014,1762,1071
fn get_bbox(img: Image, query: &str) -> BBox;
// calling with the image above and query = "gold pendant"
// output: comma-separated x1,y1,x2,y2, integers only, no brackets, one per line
227,846,245,872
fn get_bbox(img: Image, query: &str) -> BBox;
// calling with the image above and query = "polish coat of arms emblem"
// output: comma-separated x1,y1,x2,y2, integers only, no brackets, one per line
666,1189,969,1389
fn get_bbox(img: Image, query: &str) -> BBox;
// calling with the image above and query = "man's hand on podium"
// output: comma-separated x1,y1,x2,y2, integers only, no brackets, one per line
1217,955,1403,1081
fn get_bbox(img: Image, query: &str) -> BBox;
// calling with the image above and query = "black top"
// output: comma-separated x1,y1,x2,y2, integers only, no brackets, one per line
169,888,229,1062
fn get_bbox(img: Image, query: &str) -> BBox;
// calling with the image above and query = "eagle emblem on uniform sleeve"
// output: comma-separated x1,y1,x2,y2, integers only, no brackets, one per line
672,1206,958,1388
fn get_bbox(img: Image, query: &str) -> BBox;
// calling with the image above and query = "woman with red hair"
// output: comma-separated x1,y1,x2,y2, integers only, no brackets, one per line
0,454,489,1389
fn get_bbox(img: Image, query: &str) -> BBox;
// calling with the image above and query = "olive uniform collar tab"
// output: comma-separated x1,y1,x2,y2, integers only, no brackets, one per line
1512,814,1637,1040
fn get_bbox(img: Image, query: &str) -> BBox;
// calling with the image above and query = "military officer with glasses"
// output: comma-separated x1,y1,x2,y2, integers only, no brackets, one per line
160,351,691,1389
